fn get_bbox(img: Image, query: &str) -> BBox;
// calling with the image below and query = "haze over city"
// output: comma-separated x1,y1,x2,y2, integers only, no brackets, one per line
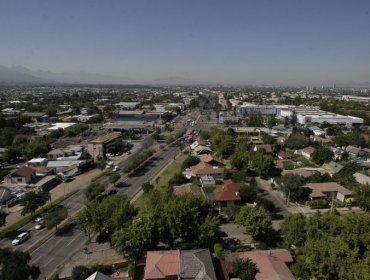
1,0,370,86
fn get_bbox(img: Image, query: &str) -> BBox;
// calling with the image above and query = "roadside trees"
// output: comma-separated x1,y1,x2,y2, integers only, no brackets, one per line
45,206,68,230
20,191,50,216
277,174,308,203
0,248,40,280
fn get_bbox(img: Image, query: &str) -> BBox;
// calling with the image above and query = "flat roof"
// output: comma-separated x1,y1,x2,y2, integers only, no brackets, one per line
47,122,76,130
90,132,121,144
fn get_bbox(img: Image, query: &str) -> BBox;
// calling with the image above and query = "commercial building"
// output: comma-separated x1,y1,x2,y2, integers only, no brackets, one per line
87,132,122,159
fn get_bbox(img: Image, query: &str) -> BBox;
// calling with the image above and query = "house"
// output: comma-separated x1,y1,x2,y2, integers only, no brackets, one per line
322,161,344,175
282,169,317,179
85,271,112,280
27,158,48,166
213,180,241,209
305,182,352,202
144,249,217,280
4,167,36,186
193,145,213,156
353,172,370,185
87,132,122,159
144,250,180,280
253,144,273,154
200,175,216,188
275,159,295,170
278,150,291,160
180,249,217,280
0,187,12,204
224,249,296,280
198,154,224,167
190,140,200,150
296,146,315,160
173,184,201,196
346,145,364,159
190,162,223,178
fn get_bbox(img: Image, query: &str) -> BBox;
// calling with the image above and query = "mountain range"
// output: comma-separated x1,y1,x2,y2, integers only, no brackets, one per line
0,64,369,88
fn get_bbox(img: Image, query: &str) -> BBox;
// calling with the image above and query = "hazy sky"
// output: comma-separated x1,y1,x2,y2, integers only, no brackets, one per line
1,0,370,84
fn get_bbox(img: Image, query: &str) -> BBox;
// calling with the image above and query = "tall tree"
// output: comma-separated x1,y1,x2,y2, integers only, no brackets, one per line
0,248,40,280
232,258,259,280
277,174,308,203
236,206,272,239
20,191,49,216
312,146,334,165
45,206,68,230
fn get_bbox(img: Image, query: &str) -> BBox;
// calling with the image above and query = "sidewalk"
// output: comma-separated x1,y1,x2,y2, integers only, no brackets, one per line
0,167,101,230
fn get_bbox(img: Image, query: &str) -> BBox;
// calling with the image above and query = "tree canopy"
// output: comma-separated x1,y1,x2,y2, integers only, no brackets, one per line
236,206,272,239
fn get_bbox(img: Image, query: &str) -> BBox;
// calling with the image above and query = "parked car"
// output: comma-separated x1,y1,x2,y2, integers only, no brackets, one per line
12,232,30,245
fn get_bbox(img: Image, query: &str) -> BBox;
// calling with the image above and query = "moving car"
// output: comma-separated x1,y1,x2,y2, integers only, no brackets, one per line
12,232,30,245
35,220,45,230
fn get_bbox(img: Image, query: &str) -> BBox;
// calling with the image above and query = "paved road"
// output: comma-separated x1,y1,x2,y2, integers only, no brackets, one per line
31,144,182,279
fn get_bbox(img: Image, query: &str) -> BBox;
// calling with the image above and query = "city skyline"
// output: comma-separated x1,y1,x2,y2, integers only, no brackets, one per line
1,0,370,85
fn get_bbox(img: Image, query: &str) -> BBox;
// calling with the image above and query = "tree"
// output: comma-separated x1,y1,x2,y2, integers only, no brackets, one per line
20,191,50,216
250,154,273,178
84,182,105,201
168,172,189,186
236,206,272,239
109,173,121,187
96,158,106,173
281,213,307,247
3,145,21,162
285,133,309,149
311,146,334,165
354,185,370,212
182,156,200,169
45,206,68,230
142,182,154,193
71,265,93,280
239,183,258,203
0,248,40,280
112,215,157,260
0,210,6,227
277,174,308,203
232,258,259,280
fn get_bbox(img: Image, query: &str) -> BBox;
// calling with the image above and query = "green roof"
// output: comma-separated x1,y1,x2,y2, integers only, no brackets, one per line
90,132,121,144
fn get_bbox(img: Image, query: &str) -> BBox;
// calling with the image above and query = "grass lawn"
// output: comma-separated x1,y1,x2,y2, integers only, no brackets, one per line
134,160,183,211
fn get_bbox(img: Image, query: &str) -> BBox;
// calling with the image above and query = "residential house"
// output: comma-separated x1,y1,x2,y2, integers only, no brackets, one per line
198,154,224,167
86,271,112,280
144,250,180,280
275,159,295,170
4,167,36,186
253,144,273,154
223,249,296,280
0,187,12,205
282,169,317,179
192,145,213,156
27,158,48,166
173,184,201,196
213,180,241,209
87,132,122,159
322,161,343,176
296,146,315,160
190,140,200,150
305,182,352,202
190,162,223,179
144,249,217,280
200,175,216,188
346,145,362,159
353,172,370,185
278,150,291,160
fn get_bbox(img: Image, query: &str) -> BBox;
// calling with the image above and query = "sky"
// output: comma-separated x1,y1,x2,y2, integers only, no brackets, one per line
0,0,370,85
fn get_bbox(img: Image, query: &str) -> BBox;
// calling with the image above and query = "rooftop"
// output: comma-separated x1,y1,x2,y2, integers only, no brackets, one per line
89,132,121,144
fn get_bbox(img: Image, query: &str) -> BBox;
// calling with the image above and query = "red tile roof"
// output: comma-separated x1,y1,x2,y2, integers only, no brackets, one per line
214,180,241,202
12,166,35,177
199,154,224,165
144,250,180,279
238,249,295,280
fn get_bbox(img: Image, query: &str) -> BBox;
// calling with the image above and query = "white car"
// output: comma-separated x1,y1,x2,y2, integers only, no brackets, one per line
35,220,45,230
12,232,30,245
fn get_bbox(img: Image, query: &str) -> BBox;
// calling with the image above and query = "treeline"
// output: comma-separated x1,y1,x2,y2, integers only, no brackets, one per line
282,212,370,279
123,149,154,173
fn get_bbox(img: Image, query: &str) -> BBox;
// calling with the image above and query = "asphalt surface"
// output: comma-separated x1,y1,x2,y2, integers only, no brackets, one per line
29,112,200,279
0,110,207,279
